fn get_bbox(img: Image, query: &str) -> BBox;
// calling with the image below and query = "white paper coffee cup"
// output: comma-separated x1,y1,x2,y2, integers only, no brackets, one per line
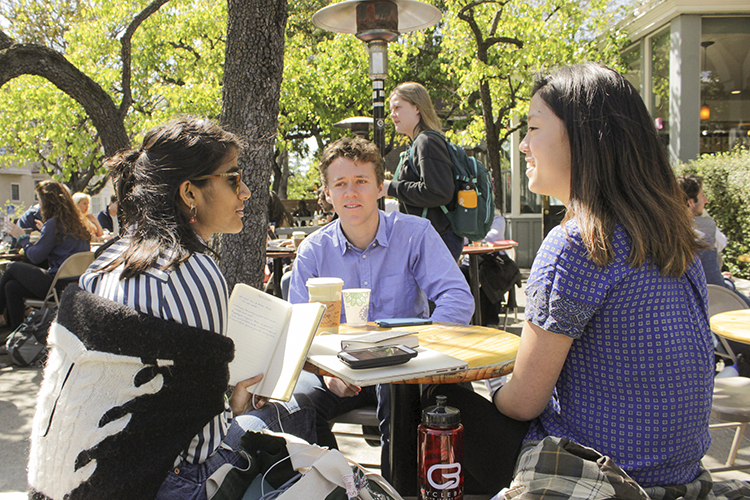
342,288,371,327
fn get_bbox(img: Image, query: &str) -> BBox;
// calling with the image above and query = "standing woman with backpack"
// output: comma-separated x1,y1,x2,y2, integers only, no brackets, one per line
385,82,463,260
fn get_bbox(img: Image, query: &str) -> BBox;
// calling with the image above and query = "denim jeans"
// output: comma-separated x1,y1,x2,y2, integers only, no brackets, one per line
155,394,316,500
294,371,392,478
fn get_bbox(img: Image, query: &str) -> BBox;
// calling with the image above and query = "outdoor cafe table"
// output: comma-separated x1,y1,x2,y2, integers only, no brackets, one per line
710,309,750,345
462,240,518,326
304,322,521,496
266,247,296,298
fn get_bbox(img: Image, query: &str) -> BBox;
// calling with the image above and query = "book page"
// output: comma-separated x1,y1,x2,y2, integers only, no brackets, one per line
262,302,326,401
227,284,292,387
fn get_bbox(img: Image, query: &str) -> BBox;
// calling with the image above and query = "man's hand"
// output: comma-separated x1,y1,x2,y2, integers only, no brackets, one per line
229,373,269,415
324,376,361,398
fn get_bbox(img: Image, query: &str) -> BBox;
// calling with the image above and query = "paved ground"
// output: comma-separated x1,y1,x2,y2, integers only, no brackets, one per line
2,278,750,498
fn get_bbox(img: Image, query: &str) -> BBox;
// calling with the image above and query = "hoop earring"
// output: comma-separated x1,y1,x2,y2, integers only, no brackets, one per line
189,205,197,224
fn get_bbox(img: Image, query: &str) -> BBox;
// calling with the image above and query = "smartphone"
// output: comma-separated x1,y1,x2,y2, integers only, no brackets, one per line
374,318,432,328
337,344,418,370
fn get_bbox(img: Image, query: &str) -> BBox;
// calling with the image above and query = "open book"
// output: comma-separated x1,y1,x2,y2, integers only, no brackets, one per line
227,283,326,401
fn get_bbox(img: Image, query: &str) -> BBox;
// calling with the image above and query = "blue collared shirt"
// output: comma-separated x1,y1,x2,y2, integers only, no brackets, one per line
289,211,473,324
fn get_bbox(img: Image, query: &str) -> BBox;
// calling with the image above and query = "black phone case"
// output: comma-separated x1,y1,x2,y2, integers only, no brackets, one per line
337,345,418,369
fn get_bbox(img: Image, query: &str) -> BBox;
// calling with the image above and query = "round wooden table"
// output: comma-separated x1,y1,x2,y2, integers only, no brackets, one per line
305,322,520,495
710,309,750,345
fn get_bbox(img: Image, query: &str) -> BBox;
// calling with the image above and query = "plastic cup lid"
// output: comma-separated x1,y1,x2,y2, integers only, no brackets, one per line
306,277,344,287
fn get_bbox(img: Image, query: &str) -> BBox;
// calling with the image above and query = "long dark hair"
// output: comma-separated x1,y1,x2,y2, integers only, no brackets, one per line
103,117,241,278
36,180,91,244
533,63,700,277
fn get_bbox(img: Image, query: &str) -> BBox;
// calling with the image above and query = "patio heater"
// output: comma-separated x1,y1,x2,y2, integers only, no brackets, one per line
312,6,442,491
312,0,441,158
333,116,374,138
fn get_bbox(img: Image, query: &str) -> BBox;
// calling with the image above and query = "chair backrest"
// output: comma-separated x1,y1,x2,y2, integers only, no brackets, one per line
707,284,749,363
54,251,96,281
43,251,96,307
707,284,749,317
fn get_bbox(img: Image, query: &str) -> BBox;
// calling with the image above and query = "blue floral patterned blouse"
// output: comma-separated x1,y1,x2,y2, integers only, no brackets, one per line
524,220,714,487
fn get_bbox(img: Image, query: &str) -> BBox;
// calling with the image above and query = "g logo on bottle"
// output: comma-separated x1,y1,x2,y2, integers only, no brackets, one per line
427,463,462,489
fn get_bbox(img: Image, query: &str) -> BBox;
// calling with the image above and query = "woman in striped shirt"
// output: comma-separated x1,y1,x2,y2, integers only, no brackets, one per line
78,118,316,499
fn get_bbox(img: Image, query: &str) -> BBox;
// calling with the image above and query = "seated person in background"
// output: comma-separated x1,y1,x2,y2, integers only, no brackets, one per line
289,136,473,478
97,195,118,235
16,203,42,231
677,174,750,307
1,180,91,329
292,199,312,225
72,192,105,240
316,186,337,223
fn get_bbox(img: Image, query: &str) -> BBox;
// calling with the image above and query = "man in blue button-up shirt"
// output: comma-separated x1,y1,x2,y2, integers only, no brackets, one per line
290,137,473,477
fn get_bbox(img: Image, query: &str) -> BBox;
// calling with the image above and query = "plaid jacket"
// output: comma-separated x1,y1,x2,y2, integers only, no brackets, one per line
497,437,750,500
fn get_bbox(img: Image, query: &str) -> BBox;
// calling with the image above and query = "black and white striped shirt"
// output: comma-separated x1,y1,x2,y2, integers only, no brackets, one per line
79,237,232,465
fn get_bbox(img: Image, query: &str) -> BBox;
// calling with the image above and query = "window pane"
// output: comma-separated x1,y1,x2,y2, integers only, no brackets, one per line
700,17,750,154
623,43,642,95
651,29,670,148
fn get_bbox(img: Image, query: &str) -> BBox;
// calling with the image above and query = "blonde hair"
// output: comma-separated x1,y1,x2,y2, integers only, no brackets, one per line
389,82,443,137
72,192,91,210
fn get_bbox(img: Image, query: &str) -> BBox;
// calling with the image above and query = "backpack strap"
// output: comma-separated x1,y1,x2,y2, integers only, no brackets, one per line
394,150,408,181
409,131,450,220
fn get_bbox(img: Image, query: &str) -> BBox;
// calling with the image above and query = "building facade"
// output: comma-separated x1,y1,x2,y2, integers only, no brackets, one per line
619,0,750,164
504,0,750,266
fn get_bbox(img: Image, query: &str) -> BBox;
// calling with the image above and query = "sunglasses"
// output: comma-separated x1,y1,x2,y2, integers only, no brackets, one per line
191,171,243,195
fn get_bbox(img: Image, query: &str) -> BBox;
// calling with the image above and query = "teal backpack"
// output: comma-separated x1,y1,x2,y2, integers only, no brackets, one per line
401,131,495,241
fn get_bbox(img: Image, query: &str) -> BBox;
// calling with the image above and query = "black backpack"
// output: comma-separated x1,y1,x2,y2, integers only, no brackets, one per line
5,306,57,366
404,131,495,241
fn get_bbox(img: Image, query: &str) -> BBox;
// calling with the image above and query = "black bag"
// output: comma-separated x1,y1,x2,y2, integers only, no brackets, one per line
5,306,57,366
478,252,522,305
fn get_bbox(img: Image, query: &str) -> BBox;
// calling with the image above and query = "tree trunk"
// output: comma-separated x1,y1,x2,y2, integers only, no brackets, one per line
479,78,503,211
219,0,287,290
276,149,289,199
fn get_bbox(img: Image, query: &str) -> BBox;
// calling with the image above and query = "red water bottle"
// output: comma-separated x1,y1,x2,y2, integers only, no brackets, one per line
418,395,464,500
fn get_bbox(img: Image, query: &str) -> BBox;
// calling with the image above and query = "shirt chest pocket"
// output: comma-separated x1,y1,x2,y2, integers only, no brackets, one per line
370,272,420,319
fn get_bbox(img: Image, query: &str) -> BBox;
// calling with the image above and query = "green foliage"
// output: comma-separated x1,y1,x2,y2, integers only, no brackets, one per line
285,162,322,201
0,0,226,192
439,0,629,146
674,148,750,279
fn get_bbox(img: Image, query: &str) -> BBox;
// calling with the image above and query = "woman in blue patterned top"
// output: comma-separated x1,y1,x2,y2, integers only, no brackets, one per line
423,64,713,496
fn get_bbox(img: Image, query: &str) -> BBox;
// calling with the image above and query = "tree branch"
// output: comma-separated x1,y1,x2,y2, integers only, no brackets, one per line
119,0,171,118
457,1,522,62
0,30,14,51
484,36,523,50
0,42,130,157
